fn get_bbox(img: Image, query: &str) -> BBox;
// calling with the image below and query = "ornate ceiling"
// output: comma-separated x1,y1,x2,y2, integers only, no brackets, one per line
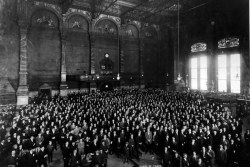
35,0,211,24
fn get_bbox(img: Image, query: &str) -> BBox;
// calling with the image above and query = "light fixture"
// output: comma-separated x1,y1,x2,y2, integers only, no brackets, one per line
117,73,120,80
117,2,120,82
105,53,109,58
177,73,181,81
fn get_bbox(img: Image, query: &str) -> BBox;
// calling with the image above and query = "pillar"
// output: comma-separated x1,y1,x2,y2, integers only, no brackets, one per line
139,38,145,88
59,31,68,96
172,28,179,80
89,29,96,92
249,0,250,94
17,21,29,105
90,44,96,75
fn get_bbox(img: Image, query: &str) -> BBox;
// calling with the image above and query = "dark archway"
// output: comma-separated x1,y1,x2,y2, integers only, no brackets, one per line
100,82,113,92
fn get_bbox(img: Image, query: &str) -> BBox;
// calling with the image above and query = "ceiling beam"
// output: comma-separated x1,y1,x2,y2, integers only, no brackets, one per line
116,0,136,8
97,0,118,17
120,0,148,18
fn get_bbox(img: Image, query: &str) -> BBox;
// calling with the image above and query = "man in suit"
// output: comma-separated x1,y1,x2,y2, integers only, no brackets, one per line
7,150,18,167
47,140,54,163
37,146,47,167
162,147,172,167
245,129,250,155
62,141,71,167
123,142,130,164
26,149,37,167
216,144,227,167
70,149,79,167
207,145,215,167
92,150,101,167
145,128,152,154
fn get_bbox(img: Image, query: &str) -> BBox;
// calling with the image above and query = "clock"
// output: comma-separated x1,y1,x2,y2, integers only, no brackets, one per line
105,53,109,58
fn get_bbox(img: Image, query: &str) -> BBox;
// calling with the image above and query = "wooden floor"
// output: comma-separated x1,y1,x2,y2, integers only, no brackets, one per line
48,150,135,167
1,115,250,167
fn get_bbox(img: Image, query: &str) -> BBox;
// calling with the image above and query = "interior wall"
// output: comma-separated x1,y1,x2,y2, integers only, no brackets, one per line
176,0,249,91
66,32,89,75
95,38,119,74
0,33,19,90
0,0,19,93
28,27,61,91
66,31,89,88
123,40,139,73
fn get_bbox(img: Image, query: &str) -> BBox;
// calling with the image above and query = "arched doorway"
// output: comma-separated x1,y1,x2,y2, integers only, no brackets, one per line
39,83,52,98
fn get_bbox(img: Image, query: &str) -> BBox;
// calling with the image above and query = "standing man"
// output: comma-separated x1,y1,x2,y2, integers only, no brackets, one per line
207,145,215,167
162,147,172,167
244,129,250,155
47,140,54,163
145,127,152,154
216,144,227,167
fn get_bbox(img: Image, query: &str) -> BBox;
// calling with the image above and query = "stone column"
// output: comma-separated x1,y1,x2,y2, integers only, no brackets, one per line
89,30,96,93
59,31,68,96
90,45,96,75
139,38,145,88
17,21,29,105
249,0,250,95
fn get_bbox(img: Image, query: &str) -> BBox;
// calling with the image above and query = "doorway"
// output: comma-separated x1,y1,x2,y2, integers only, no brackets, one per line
39,83,52,98
100,82,113,92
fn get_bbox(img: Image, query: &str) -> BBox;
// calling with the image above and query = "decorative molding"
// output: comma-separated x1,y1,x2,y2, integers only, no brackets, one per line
65,8,91,21
91,48,96,74
152,24,160,32
120,50,125,73
67,14,89,31
20,29,28,75
133,21,141,29
124,24,139,38
218,37,239,49
31,9,59,28
34,1,61,14
191,43,207,53
94,18,118,35
94,14,121,28
143,26,157,39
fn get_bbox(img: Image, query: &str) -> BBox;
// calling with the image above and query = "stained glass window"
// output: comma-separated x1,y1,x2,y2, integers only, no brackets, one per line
191,43,207,53
218,37,239,49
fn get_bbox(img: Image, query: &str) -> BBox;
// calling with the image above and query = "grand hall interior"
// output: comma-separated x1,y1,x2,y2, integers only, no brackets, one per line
0,0,249,167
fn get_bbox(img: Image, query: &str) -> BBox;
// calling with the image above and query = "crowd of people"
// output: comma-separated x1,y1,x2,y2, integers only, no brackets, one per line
0,89,249,167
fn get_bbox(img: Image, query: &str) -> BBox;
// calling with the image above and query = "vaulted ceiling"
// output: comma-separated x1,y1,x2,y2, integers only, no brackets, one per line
34,0,248,33
39,0,212,23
